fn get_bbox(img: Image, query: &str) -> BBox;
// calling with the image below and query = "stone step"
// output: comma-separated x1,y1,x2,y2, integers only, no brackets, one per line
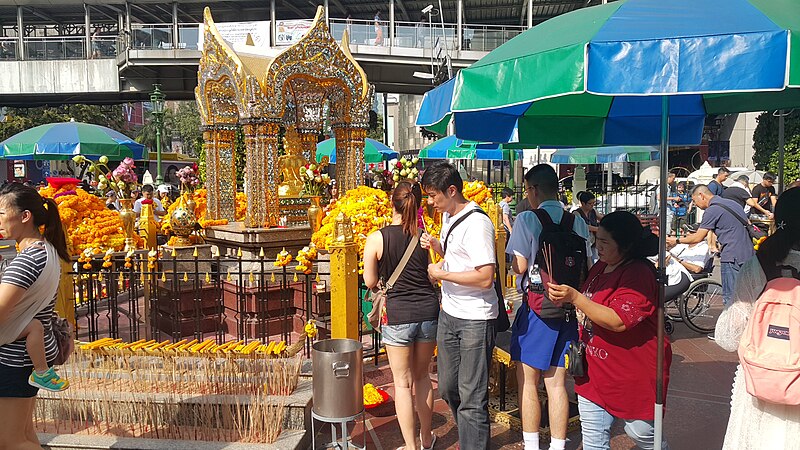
40,429,307,450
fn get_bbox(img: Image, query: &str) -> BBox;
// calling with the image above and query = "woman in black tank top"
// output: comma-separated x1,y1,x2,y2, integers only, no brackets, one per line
363,181,440,450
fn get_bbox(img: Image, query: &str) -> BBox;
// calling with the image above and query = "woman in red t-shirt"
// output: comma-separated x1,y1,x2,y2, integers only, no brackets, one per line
548,211,671,450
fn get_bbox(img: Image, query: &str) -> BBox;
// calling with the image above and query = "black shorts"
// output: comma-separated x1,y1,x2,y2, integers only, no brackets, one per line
0,363,38,398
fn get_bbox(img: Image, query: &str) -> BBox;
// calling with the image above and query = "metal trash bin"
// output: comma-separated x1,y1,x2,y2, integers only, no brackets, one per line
312,338,363,418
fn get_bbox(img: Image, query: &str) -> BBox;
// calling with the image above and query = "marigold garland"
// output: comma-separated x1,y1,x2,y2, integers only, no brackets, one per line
462,180,492,210
311,186,392,258
39,183,142,255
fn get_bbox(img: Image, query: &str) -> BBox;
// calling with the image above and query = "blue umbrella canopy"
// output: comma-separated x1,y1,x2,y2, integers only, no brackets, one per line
0,121,145,160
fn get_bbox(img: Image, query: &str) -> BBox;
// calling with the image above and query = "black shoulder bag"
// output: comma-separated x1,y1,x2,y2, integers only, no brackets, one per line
442,208,510,332
713,202,767,241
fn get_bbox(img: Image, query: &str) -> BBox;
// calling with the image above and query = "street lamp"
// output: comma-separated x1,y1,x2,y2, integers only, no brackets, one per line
150,84,166,186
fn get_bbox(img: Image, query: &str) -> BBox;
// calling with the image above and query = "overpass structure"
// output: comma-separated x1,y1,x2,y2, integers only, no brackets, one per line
0,0,598,105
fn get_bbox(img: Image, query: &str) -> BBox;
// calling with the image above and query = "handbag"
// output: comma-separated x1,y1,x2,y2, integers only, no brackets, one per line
566,317,591,377
714,203,767,241
51,313,74,366
366,230,420,331
565,339,587,377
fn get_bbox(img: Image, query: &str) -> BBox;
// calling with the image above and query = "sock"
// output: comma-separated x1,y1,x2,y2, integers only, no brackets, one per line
549,438,566,450
523,431,540,450
35,368,49,376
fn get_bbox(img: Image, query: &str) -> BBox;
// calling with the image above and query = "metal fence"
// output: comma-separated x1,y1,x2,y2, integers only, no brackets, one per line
69,250,382,359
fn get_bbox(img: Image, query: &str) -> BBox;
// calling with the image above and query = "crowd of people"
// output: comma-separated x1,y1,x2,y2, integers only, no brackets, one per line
361,161,799,450
1,159,798,449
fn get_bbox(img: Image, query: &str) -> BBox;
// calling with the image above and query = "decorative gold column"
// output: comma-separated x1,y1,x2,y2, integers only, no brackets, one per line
243,119,267,228
328,213,359,340
264,121,281,227
203,124,237,221
333,126,366,193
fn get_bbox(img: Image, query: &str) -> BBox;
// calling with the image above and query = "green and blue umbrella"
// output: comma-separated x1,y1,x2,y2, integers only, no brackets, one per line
0,121,145,160
417,0,800,147
316,137,398,164
418,135,522,161
550,146,660,164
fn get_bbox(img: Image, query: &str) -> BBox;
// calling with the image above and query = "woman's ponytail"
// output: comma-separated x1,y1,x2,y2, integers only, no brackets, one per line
43,197,70,262
392,181,423,236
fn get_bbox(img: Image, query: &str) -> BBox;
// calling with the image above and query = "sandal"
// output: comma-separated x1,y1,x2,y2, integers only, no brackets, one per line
420,432,437,450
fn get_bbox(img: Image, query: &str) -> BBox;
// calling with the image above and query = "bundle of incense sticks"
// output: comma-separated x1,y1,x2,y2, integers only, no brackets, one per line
421,218,437,262
542,243,555,285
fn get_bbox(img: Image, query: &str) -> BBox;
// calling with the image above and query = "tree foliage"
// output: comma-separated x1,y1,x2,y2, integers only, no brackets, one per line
0,105,127,142
768,134,800,183
752,110,800,170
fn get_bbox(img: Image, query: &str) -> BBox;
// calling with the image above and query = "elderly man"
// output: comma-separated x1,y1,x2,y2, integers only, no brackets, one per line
667,185,753,337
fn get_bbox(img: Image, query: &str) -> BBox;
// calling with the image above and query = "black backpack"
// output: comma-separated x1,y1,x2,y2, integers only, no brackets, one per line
527,209,588,320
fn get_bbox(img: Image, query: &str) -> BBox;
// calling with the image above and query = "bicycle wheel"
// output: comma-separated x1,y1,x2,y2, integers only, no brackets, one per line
680,279,724,334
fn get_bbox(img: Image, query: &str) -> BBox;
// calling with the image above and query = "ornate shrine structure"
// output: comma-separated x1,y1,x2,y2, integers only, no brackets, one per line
196,6,373,228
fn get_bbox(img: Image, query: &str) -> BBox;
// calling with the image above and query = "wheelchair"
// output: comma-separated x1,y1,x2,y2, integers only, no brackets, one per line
663,259,723,335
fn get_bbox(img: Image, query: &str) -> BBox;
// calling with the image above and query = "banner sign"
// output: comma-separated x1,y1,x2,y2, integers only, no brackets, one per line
275,20,313,46
197,20,271,50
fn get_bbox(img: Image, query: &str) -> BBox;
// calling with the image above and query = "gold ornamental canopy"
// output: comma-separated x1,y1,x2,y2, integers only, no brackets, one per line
196,6,374,228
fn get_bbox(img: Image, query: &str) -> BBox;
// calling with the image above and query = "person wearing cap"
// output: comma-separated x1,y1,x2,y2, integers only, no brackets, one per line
105,191,120,211
156,185,171,209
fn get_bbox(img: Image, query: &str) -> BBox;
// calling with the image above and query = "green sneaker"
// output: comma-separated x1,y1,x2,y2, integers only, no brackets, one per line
29,367,69,392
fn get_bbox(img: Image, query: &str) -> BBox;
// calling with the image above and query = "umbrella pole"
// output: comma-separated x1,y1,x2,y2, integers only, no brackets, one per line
655,96,669,448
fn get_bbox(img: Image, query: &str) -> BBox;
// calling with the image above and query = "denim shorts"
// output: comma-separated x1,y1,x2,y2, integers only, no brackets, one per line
382,320,438,346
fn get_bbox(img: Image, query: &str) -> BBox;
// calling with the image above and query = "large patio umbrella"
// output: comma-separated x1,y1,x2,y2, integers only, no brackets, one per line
416,0,800,442
316,137,398,164
0,121,145,161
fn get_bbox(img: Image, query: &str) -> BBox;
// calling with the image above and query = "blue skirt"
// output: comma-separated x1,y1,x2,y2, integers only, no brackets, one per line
510,302,578,371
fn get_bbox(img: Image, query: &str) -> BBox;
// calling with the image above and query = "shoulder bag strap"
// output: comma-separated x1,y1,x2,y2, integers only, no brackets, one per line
443,209,479,254
386,229,421,289
713,202,751,228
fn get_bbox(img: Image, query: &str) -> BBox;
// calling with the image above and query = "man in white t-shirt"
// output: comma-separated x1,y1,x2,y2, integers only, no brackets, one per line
421,162,497,450
506,164,591,450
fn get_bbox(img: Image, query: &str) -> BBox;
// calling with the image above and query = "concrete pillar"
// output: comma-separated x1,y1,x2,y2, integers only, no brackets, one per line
389,0,395,47
85,4,92,58
270,0,276,47
172,2,179,48
527,0,533,28
457,0,463,51
16,6,23,60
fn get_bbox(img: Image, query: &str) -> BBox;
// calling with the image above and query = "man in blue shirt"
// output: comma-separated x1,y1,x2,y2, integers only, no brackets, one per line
667,185,753,313
707,167,730,196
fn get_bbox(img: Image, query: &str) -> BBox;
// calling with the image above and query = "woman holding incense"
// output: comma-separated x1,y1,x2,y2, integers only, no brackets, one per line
0,182,72,449
547,211,672,450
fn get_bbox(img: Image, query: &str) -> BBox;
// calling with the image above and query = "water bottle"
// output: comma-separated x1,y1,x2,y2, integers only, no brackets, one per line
530,264,543,292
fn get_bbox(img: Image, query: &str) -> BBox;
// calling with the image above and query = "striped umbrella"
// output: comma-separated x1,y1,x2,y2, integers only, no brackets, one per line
0,121,145,160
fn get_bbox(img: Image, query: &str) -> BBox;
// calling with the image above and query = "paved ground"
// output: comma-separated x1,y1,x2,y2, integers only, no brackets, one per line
321,288,739,450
